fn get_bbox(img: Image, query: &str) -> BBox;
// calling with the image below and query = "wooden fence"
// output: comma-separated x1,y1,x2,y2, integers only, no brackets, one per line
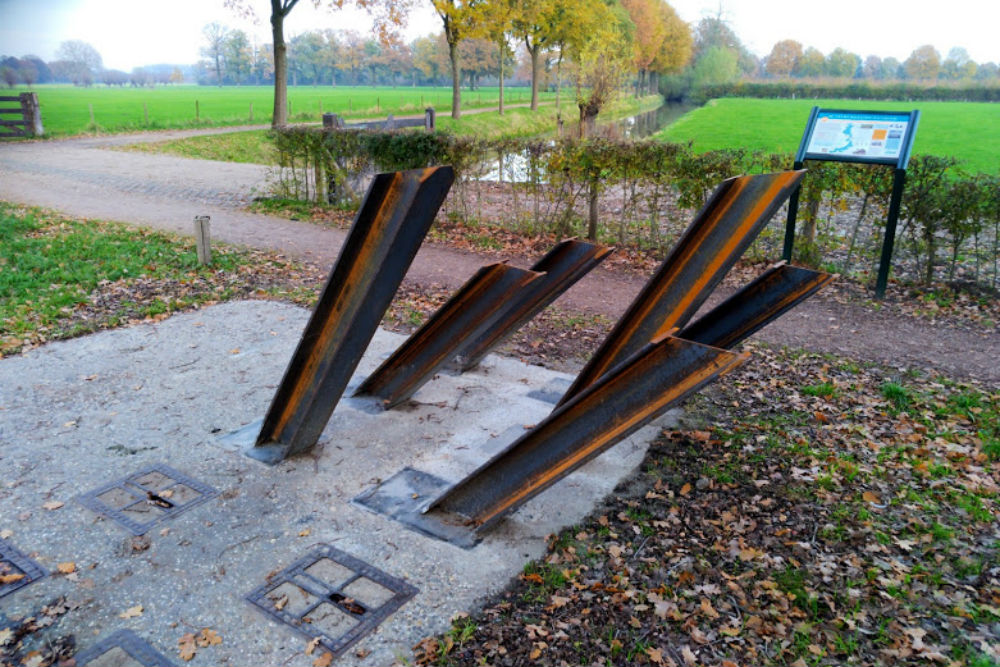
322,108,436,132
0,92,44,138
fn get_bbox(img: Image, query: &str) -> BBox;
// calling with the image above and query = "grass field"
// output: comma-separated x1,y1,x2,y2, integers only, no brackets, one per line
658,97,1000,175
3,84,557,137
121,95,661,165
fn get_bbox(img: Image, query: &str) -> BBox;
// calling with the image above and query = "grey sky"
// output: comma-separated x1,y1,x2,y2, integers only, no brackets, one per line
0,0,996,72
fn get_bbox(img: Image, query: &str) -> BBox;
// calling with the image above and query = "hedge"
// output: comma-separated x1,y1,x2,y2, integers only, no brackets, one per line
691,81,1000,105
269,126,1000,293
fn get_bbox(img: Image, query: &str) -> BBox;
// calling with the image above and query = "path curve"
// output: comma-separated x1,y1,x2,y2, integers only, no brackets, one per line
1,130,996,384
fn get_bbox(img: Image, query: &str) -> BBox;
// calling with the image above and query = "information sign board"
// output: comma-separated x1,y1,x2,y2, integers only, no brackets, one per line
795,108,919,168
785,106,920,297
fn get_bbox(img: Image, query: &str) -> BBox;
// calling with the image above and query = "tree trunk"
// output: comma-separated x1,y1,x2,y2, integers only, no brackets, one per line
498,41,505,115
271,1,289,128
588,179,599,241
448,36,461,119
528,40,540,111
579,101,599,138
555,49,563,114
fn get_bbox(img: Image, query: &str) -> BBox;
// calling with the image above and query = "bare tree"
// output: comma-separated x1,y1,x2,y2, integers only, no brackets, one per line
1,67,17,88
227,0,411,128
55,40,103,76
201,23,231,86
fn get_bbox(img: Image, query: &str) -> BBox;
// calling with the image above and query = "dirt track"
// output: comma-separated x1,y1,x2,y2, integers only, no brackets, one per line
1,129,996,384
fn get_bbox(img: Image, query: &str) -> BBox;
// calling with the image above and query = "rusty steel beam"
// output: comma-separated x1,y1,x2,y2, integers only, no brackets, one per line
679,262,836,350
355,263,543,409
560,170,805,405
424,335,746,532
454,240,613,372
249,166,454,464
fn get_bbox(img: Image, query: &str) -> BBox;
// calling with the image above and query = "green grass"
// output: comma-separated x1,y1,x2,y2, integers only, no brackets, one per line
0,202,311,354
0,205,234,343
3,84,557,137
436,94,661,139
657,97,1000,174
120,95,661,165
123,129,278,164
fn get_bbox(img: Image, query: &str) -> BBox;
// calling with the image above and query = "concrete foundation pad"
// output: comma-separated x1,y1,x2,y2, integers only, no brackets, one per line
0,301,674,665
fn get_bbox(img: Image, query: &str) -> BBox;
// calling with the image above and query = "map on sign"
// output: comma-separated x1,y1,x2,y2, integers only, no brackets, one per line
804,111,911,162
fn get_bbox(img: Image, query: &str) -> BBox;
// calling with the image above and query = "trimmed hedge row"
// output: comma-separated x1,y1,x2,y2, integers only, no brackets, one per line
270,126,1000,292
692,81,1000,104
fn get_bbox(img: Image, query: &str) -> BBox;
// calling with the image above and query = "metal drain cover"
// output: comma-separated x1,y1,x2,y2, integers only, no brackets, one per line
77,463,218,535
0,539,46,599
247,544,417,660
74,629,174,667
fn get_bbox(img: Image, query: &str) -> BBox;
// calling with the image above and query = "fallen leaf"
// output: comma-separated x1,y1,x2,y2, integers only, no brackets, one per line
679,483,692,496
119,604,143,619
0,573,25,585
700,597,720,619
298,528,311,537
681,645,697,665
178,633,197,661
862,491,880,503
274,594,289,611
547,595,570,610
42,501,64,511
646,646,665,664
56,562,76,574
197,628,222,647
313,651,333,667
0,627,12,645
0,529,12,539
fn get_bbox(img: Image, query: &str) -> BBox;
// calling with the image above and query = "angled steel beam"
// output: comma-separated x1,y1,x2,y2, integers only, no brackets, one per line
560,170,805,405
454,240,614,372
249,166,454,464
424,335,747,532
355,263,544,409
679,262,835,350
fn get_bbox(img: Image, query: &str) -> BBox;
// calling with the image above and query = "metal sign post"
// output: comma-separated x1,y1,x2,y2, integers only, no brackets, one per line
782,107,920,298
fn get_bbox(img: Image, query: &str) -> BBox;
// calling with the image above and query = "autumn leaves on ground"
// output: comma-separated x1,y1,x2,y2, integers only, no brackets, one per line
1,203,998,667
413,347,998,667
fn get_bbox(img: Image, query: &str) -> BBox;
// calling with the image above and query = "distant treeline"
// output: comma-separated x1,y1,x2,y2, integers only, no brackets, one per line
689,81,1000,104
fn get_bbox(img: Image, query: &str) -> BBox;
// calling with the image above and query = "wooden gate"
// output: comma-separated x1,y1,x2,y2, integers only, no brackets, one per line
0,92,43,138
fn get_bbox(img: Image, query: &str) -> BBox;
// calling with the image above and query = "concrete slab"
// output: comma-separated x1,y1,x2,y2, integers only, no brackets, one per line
0,301,673,666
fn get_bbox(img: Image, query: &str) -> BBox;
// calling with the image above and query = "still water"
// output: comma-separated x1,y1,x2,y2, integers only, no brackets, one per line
481,103,692,182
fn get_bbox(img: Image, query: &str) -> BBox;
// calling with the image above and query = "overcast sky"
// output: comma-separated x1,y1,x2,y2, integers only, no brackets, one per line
1,0,997,72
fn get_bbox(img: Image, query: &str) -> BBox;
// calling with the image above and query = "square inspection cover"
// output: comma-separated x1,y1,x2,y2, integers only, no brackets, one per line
246,544,418,660
0,539,47,599
73,629,175,667
77,463,218,536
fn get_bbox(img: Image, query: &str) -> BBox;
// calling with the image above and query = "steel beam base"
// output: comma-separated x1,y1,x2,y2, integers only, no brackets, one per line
352,468,479,549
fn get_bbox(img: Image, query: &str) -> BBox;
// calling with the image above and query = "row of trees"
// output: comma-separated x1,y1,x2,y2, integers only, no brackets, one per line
195,24,509,88
1,40,187,88
240,0,693,127
763,42,1000,82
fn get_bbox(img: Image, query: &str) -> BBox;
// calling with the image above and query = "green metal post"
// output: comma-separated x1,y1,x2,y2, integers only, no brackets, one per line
875,169,906,299
782,160,804,261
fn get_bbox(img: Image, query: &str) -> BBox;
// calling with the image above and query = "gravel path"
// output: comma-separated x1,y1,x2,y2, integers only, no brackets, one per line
1,130,996,384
